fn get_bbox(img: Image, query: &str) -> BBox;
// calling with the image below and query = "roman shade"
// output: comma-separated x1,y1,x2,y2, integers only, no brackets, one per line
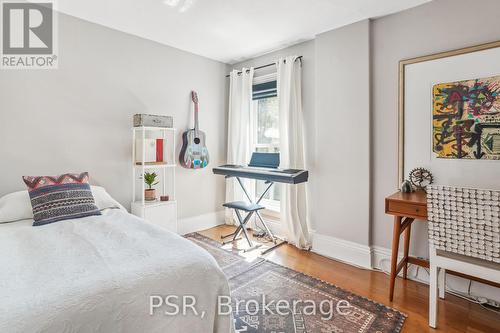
252,80,277,100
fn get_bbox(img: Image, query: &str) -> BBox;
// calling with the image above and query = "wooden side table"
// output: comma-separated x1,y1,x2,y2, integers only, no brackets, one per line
384,190,500,301
385,190,428,301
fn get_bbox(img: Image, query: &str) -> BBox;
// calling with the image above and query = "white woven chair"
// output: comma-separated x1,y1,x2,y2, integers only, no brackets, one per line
427,185,500,328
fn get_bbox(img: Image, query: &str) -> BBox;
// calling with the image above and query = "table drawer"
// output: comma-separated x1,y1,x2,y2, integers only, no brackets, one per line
387,200,427,218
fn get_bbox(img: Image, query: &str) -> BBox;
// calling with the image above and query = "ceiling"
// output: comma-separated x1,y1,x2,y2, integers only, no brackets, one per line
57,0,431,64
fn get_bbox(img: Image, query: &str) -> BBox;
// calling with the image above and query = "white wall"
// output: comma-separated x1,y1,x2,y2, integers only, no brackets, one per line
314,21,370,246
0,12,228,220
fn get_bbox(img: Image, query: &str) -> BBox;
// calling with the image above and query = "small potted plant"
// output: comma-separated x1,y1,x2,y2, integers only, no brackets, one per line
144,172,159,201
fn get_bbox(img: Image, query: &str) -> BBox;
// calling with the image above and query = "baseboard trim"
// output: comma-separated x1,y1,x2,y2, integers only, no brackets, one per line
371,245,402,271
178,210,225,235
311,232,372,269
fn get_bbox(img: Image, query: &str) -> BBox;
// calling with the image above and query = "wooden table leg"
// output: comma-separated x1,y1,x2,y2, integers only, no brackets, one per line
389,216,402,301
403,223,412,279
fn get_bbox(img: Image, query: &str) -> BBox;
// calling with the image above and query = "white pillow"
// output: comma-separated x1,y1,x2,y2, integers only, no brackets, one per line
0,186,125,223
91,186,126,211
0,190,33,223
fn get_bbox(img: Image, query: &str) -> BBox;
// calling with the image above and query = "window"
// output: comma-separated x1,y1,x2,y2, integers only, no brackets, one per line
252,79,280,214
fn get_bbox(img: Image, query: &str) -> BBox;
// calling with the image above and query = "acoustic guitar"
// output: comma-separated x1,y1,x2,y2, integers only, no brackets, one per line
179,91,209,169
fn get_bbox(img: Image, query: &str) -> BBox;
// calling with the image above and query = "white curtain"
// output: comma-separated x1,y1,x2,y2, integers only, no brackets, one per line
276,56,311,249
225,68,255,224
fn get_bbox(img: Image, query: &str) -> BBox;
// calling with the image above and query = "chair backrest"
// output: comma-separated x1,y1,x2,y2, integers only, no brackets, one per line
427,185,500,264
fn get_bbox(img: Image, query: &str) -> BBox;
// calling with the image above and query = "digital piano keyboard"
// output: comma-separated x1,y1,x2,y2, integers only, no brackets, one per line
213,164,308,184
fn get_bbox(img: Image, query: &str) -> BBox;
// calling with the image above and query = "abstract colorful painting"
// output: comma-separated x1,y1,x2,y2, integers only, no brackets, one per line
432,75,500,159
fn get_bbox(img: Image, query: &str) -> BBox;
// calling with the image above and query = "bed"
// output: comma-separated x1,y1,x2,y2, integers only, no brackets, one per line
0,189,232,333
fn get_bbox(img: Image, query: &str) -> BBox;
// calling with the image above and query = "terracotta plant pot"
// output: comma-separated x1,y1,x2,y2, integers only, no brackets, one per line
145,189,156,201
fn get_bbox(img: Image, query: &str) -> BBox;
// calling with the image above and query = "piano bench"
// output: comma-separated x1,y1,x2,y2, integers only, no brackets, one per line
222,201,266,249
223,201,265,212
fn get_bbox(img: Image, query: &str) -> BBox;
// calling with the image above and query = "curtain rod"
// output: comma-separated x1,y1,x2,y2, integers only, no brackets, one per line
225,56,302,78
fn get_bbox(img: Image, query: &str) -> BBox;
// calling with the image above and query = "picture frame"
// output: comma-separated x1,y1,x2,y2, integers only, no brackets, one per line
397,40,500,185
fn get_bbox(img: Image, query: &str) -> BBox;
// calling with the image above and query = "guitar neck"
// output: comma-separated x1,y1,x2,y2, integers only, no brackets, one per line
194,102,199,136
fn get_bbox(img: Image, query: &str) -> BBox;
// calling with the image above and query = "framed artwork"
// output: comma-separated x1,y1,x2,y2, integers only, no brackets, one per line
398,40,500,188
432,75,500,160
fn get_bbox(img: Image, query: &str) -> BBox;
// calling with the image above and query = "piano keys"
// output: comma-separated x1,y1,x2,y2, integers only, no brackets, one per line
213,164,308,184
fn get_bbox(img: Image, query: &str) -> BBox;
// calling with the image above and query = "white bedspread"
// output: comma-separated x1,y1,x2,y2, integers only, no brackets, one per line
0,210,232,333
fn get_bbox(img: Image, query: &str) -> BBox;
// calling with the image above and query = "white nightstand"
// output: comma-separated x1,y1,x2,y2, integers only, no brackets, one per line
131,200,177,233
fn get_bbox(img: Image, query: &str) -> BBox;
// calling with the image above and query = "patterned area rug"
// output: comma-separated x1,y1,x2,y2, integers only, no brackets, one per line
185,233,406,333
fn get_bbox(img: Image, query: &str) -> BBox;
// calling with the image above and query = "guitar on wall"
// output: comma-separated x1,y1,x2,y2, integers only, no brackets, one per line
179,91,209,169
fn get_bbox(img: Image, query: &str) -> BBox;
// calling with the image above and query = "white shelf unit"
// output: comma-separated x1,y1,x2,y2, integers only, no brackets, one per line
131,126,178,233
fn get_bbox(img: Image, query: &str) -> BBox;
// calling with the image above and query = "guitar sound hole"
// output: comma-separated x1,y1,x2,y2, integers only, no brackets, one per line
194,138,200,144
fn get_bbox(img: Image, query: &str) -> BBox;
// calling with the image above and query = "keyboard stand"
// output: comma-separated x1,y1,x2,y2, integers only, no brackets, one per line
221,176,287,254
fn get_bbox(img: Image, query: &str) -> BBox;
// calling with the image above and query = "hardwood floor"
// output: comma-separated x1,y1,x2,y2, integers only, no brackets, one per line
198,225,500,333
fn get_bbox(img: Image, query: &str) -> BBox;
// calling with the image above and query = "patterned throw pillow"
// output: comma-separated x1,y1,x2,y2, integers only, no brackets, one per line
22,172,101,226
